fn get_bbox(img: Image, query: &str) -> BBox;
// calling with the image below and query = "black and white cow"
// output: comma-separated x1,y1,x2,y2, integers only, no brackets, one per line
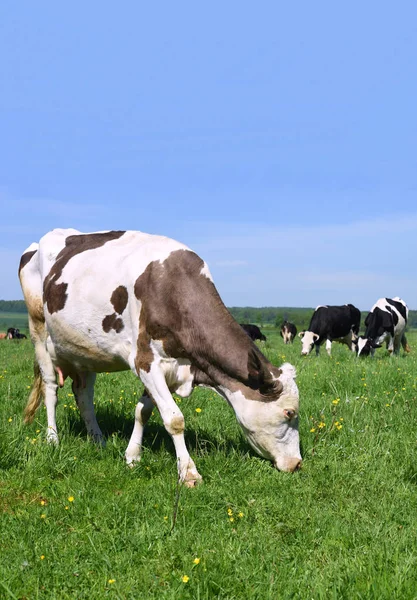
299,304,361,356
19,229,302,484
7,327,27,339
357,297,410,357
280,321,297,344
240,323,267,342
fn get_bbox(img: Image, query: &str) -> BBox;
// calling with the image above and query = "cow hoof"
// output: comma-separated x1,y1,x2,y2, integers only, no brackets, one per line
183,476,203,488
125,455,140,468
90,434,106,447
182,470,203,487
46,429,59,445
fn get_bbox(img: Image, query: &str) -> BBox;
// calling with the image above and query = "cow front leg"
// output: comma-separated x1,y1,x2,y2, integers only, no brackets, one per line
326,339,332,356
72,372,104,445
139,366,202,486
125,392,154,465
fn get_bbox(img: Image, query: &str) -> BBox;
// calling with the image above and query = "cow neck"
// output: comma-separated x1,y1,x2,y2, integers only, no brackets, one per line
133,249,282,402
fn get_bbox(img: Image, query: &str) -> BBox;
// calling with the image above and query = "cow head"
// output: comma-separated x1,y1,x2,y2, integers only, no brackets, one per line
229,363,301,473
299,331,319,355
357,336,382,357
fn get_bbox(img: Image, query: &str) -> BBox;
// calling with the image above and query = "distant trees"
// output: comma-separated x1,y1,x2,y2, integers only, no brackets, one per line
1,301,416,330
228,306,315,330
0,300,27,313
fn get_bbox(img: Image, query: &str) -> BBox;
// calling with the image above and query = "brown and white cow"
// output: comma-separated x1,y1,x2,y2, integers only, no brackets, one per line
0,333,7,339
19,229,301,485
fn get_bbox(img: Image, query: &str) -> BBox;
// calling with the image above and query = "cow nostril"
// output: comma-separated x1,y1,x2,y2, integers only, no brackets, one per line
284,409,295,420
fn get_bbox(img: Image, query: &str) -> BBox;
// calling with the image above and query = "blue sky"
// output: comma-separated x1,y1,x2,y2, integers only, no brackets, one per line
1,2,416,309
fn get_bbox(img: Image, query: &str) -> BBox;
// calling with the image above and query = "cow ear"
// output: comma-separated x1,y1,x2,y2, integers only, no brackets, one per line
298,331,305,338
247,348,282,398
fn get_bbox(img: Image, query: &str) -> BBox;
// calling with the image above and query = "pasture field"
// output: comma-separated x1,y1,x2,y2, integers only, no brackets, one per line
0,312,28,334
1,333,417,599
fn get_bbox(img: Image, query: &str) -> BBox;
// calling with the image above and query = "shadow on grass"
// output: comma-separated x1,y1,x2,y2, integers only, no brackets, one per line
65,408,250,459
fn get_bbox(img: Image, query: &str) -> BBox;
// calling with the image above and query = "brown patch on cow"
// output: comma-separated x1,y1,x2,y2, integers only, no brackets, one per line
43,231,126,314
102,286,128,335
102,313,124,333
134,249,282,401
18,250,37,276
135,305,154,373
110,285,128,314
45,282,68,314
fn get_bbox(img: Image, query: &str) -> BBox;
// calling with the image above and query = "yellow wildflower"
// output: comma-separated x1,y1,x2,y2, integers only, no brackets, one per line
40,514,46,519
318,422,326,429
310,427,316,433
108,579,116,584
182,575,190,583
238,512,244,518
68,496,74,502
193,558,200,565
40,555,45,560
332,399,340,405
195,408,202,413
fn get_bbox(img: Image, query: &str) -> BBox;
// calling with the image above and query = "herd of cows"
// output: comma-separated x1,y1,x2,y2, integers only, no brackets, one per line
10,228,411,483
242,297,410,359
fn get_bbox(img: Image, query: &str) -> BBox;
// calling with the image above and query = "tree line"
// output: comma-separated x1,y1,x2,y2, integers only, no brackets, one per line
1,300,417,330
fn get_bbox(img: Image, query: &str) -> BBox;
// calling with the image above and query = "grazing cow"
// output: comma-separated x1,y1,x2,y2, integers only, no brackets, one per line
357,297,410,357
280,321,297,344
299,304,361,356
19,228,301,484
6,327,27,339
240,323,267,342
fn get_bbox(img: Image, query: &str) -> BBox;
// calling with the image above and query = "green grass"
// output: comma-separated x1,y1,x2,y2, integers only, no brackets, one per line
1,334,417,599
0,312,29,333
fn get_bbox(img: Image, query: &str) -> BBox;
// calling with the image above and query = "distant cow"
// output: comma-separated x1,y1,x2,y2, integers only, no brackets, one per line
299,304,361,356
357,297,410,357
19,228,301,484
0,333,7,339
280,321,297,344
240,323,267,342
7,327,27,339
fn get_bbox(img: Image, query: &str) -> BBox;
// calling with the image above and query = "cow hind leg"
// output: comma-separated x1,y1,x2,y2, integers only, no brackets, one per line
402,335,411,353
125,392,154,465
71,372,104,445
138,365,202,486
27,328,60,444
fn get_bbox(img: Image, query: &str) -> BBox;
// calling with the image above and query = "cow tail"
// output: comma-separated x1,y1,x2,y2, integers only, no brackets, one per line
24,361,45,423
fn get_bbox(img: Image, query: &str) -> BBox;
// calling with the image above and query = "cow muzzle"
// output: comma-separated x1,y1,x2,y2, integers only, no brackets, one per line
275,457,302,472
